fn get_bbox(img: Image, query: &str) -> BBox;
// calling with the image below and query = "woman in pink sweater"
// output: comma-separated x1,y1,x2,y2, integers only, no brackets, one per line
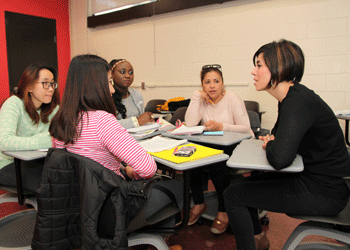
185,64,253,234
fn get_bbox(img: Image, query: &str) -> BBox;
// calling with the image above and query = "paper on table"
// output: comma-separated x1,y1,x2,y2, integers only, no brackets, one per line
157,117,176,131
170,125,205,135
37,148,49,152
335,110,350,116
138,136,188,152
131,129,157,138
127,123,161,134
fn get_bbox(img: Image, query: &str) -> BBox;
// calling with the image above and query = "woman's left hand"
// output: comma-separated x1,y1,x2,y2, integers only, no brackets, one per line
259,134,275,150
204,120,223,131
124,165,135,179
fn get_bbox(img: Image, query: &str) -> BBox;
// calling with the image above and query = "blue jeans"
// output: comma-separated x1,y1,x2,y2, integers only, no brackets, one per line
224,172,348,250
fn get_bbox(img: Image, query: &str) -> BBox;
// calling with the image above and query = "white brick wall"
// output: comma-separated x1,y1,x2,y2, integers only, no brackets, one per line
70,0,350,131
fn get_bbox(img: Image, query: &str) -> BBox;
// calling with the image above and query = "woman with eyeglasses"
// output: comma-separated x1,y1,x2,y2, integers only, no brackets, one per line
223,39,350,250
109,59,154,128
184,64,253,234
0,63,60,191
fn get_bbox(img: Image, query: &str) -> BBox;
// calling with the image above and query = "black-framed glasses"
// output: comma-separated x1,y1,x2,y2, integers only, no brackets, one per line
202,64,221,70
38,81,58,89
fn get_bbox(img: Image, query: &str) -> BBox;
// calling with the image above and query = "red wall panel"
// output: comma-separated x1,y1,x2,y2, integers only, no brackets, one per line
0,0,70,104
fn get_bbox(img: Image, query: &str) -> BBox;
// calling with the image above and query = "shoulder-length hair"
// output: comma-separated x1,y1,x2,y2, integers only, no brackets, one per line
49,54,116,144
253,39,305,88
16,63,60,124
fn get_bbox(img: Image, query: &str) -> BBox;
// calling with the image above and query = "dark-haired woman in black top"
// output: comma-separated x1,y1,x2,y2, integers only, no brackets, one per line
224,39,350,250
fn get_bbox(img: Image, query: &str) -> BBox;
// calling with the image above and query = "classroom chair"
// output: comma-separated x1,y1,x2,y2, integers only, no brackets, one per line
247,110,270,138
282,177,350,250
169,107,187,125
245,100,266,123
31,148,181,250
145,99,167,113
0,186,37,250
0,162,40,249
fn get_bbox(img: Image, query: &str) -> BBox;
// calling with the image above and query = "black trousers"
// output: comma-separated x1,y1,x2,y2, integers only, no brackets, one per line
190,161,230,212
0,159,45,192
223,172,348,250
190,143,235,212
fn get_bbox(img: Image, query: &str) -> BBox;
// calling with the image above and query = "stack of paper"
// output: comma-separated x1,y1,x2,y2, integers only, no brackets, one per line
157,117,176,131
138,136,188,153
127,123,161,134
170,125,205,135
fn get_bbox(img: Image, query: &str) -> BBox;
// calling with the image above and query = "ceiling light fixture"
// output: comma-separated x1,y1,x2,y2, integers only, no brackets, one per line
94,0,157,16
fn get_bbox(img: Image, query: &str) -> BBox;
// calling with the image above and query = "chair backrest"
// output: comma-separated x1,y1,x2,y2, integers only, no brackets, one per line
245,100,265,123
244,100,260,113
247,110,261,130
170,107,188,125
145,99,166,113
32,148,130,249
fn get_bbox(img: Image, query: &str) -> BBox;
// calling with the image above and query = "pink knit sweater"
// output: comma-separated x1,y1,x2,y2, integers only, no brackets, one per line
185,90,254,137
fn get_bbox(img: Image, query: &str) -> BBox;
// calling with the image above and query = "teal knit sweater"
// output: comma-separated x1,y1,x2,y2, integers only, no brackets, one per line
0,96,59,168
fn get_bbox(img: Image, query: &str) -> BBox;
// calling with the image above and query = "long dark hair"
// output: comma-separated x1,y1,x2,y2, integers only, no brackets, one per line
50,54,116,144
110,59,127,119
16,63,60,124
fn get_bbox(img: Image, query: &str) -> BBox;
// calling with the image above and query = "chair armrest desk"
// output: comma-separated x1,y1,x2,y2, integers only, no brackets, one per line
227,140,304,173
147,132,253,234
336,113,350,147
1,150,47,205
161,131,252,146
151,153,229,234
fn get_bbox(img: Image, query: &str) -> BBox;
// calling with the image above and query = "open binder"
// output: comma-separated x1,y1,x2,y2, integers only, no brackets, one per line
149,143,223,164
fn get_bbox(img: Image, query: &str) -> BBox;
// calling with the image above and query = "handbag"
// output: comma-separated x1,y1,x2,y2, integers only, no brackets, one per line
125,175,181,233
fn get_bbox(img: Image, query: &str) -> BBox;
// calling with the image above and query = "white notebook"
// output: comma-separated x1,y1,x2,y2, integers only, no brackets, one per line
127,123,160,134
138,136,188,153
170,125,205,135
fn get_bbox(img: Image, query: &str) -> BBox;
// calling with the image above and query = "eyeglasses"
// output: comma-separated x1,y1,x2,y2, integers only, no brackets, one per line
202,64,221,70
38,81,58,89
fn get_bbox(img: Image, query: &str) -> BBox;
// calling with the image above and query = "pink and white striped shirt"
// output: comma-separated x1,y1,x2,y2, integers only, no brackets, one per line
53,110,157,179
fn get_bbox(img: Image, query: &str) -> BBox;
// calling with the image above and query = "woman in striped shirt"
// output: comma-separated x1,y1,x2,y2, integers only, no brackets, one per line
49,54,183,236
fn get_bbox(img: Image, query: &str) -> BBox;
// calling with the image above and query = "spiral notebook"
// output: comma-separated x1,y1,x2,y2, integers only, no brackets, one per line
149,143,223,164
170,125,205,135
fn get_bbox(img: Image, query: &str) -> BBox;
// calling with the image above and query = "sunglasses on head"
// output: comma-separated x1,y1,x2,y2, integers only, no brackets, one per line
202,64,221,70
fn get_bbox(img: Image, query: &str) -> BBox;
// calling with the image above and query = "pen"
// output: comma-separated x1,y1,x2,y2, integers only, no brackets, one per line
172,147,178,155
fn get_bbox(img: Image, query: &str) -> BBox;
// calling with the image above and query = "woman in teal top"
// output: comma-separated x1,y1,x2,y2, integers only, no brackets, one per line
0,63,60,191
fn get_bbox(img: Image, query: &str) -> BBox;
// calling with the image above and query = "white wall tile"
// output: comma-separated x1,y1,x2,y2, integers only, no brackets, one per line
327,0,350,19
70,0,350,128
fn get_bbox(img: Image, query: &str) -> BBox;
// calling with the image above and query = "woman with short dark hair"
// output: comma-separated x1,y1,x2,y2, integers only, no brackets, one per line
0,63,60,191
224,39,350,250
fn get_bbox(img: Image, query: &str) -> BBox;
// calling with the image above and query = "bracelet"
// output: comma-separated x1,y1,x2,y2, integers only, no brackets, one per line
131,116,139,127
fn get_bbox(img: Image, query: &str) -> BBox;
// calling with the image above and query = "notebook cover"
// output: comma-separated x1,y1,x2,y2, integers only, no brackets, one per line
149,143,223,164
